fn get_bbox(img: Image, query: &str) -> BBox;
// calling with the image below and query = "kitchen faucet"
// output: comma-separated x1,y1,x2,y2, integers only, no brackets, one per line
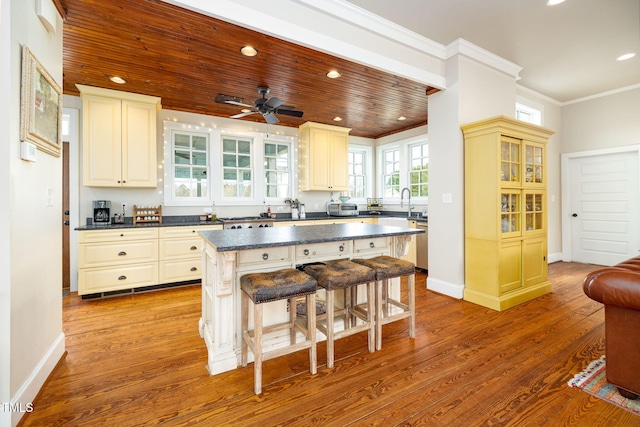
400,187,413,218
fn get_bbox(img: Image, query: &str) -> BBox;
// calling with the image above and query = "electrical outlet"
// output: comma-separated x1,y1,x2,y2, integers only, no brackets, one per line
314,203,319,209
203,207,212,214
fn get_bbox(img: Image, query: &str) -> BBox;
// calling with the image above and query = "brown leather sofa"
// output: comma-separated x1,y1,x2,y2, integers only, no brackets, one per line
583,257,640,400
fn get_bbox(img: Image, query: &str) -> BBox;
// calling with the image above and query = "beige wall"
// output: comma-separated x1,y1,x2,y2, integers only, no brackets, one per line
5,1,65,425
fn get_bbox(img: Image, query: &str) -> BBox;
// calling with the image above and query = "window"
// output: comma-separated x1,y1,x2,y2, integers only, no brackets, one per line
222,136,253,198
168,129,210,203
382,148,401,198
409,142,428,198
264,141,291,198
516,101,542,125
348,149,366,198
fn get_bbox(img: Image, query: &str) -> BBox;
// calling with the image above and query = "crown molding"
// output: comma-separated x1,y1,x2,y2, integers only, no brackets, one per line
445,39,522,79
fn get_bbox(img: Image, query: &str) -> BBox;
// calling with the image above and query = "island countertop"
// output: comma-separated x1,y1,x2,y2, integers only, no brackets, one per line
199,223,424,252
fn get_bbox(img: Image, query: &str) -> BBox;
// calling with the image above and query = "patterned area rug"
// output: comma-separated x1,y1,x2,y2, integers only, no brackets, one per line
568,356,640,416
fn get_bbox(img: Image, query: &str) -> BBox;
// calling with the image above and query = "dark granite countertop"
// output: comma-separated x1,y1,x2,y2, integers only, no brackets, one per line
75,212,427,231
199,223,424,252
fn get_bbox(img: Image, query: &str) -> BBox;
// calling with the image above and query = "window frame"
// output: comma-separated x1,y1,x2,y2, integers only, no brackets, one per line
376,134,429,205
347,144,373,202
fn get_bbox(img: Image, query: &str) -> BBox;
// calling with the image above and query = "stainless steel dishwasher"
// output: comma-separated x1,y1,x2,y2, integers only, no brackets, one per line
416,222,428,270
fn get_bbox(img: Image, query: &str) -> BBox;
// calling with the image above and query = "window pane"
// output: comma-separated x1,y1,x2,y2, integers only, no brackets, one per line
175,166,190,179
174,134,190,148
265,143,276,155
238,140,251,154
193,167,207,180
223,154,237,167
266,158,276,170
223,139,236,152
192,151,206,166
238,155,250,168
193,136,207,151
223,169,236,180
174,150,190,165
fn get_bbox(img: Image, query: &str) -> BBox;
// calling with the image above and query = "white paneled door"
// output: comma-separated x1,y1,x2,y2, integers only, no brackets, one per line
568,150,639,266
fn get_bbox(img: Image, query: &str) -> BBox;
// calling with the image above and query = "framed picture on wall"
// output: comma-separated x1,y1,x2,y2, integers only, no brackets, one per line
20,45,62,157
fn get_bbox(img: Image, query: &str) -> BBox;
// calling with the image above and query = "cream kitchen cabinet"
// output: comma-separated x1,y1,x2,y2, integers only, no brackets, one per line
158,225,222,283
78,85,161,188
78,228,159,295
299,122,350,191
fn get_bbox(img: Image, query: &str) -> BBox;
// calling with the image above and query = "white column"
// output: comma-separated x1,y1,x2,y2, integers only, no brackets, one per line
426,40,520,298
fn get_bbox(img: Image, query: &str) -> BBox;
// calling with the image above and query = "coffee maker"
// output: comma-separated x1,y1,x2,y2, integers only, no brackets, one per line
93,200,111,225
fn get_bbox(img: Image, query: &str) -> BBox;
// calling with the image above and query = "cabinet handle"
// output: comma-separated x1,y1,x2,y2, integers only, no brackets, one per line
118,251,127,256
370,242,375,248
118,275,127,280
339,245,345,252
303,249,310,256
190,246,198,250
190,267,198,272
262,253,269,260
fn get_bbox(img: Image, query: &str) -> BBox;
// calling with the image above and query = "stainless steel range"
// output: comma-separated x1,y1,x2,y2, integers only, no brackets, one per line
220,217,275,229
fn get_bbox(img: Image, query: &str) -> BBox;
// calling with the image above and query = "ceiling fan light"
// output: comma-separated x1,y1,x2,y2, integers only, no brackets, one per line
617,53,636,61
240,46,258,57
109,76,126,84
241,108,252,113
326,70,341,79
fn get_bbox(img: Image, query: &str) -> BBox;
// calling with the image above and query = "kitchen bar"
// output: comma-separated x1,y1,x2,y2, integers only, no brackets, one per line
199,223,424,375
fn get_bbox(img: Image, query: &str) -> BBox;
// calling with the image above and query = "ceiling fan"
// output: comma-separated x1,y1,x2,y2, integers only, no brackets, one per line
215,86,304,124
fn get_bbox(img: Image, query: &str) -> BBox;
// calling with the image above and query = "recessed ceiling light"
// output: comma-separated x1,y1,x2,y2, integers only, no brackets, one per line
333,117,343,121
617,53,636,61
241,109,252,113
397,116,407,121
109,76,126,84
326,70,342,79
240,46,258,57
546,0,566,5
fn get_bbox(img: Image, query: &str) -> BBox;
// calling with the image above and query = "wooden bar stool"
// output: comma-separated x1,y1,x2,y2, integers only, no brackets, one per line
241,268,318,395
352,256,416,350
303,259,376,368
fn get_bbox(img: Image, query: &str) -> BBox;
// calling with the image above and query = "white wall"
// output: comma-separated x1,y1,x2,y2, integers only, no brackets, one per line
6,1,65,425
561,87,640,154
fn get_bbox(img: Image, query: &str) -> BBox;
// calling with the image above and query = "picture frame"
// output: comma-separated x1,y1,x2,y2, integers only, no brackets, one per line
20,45,62,157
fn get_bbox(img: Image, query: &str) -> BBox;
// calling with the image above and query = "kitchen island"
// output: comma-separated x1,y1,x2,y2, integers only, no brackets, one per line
199,223,423,375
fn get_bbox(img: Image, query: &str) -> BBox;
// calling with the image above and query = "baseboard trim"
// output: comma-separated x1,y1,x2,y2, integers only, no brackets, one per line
11,332,65,426
548,252,563,264
427,277,464,299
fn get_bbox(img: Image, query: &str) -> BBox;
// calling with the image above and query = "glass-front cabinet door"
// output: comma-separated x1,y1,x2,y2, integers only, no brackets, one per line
524,191,545,234
524,142,544,186
500,191,520,236
500,137,521,184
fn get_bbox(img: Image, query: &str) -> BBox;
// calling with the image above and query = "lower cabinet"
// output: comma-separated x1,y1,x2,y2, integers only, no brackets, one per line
78,224,221,295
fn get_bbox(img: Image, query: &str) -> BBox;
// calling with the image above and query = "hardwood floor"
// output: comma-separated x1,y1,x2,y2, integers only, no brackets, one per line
19,262,639,426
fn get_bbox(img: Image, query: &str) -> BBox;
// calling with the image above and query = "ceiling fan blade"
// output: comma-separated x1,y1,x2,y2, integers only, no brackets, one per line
215,94,245,105
275,107,304,118
265,96,285,109
262,112,279,124
225,100,254,108
230,111,257,119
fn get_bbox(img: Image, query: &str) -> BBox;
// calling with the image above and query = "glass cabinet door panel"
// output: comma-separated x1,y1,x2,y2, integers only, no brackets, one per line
500,139,520,183
525,192,544,232
501,192,520,235
524,143,544,185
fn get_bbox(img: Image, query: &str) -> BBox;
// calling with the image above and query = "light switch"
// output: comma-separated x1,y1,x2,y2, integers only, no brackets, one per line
46,188,54,206
442,193,453,204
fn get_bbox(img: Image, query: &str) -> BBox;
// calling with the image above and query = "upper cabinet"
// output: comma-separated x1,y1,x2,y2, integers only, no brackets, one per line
299,122,351,191
78,85,161,188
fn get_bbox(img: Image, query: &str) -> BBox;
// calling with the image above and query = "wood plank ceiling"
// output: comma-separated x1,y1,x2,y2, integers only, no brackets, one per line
58,0,434,138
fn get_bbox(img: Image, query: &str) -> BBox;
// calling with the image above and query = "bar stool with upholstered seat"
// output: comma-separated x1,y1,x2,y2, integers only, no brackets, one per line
352,255,416,350
240,268,318,394
303,259,376,368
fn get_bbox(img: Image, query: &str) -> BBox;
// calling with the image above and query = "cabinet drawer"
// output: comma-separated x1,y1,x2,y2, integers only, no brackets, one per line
158,225,221,239
159,237,203,260
296,241,352,259
354,237,388,253
79,240,158,268
159,259,202,283
237,246,292,266
78,263,158,295
78,228,158,243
